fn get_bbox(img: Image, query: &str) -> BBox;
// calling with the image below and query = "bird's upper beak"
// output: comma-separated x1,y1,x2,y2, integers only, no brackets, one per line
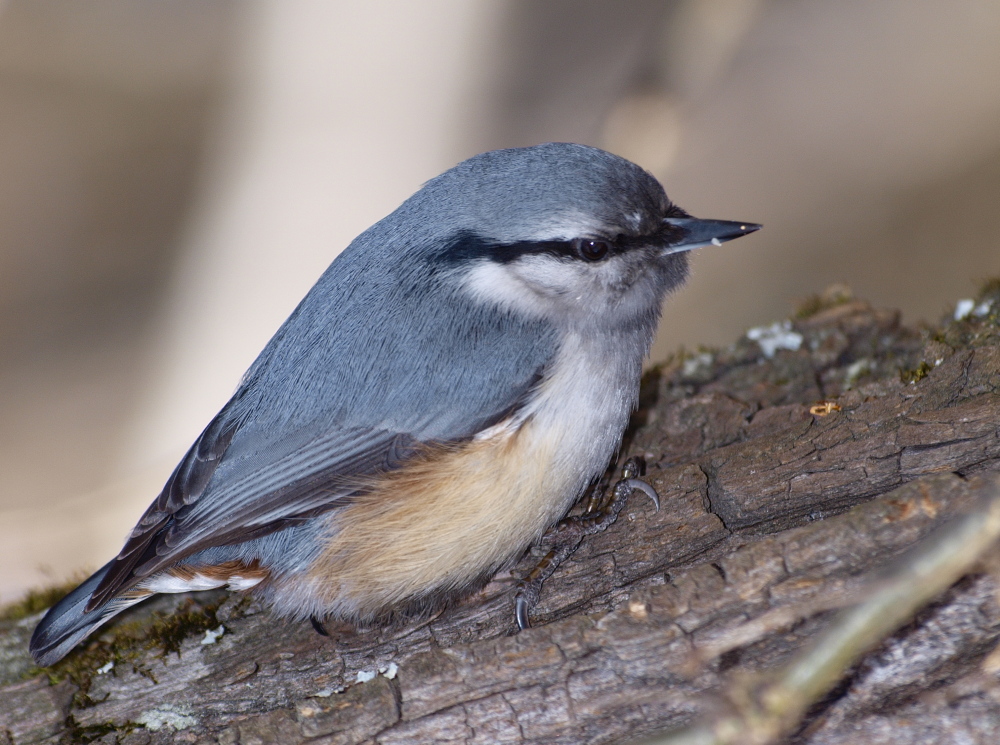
660,217,761,255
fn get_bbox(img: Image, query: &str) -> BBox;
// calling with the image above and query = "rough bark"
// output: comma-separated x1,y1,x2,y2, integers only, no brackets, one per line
2,286,1000,744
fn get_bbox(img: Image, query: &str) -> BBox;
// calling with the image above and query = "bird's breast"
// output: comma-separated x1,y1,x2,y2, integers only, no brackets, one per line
296,331,641,620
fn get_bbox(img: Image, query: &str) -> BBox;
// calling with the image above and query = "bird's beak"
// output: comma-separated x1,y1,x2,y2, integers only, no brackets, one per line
660,217,761,255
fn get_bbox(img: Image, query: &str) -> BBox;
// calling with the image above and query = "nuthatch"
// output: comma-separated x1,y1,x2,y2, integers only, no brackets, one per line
30,143,759,666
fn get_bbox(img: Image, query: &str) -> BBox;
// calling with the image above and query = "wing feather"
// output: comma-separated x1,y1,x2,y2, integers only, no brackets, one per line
88,231,558,610
87,420,420,609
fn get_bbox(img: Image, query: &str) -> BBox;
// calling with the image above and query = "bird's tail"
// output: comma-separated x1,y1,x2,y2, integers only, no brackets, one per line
29,560,145,667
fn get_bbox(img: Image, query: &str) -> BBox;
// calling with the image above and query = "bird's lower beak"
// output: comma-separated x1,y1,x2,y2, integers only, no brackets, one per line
660,217,761,255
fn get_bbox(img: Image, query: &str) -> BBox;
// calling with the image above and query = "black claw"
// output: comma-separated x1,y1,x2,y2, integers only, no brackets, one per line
310,616,330,637
515,595,531,630
622,478,660,511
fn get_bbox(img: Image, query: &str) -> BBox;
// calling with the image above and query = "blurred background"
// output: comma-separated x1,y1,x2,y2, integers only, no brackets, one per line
1,0,999,601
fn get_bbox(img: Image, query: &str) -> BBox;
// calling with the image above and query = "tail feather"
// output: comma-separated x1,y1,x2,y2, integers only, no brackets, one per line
29,561,145,667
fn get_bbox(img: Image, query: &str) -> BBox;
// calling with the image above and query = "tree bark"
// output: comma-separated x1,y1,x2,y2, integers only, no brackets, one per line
2,289,1000,744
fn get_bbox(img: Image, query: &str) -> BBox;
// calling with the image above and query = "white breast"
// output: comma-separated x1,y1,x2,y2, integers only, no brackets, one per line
516,329,643,516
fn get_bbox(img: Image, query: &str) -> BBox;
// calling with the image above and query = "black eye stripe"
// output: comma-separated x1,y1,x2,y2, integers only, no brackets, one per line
495,238,619,263
437,223,684,266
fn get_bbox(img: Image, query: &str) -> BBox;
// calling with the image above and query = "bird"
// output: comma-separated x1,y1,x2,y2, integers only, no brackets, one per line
30,142,759,667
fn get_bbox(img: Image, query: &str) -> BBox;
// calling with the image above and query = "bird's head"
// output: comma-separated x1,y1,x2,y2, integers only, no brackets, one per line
408,143,759,331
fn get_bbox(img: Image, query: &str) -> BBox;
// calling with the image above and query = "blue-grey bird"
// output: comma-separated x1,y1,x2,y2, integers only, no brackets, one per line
30,143,759,666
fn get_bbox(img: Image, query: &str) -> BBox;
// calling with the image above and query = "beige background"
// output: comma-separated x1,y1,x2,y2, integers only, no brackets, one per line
1,0,999,601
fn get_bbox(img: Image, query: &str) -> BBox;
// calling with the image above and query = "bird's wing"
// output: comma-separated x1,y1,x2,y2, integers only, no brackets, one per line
87,368,541,610
88,230,558,609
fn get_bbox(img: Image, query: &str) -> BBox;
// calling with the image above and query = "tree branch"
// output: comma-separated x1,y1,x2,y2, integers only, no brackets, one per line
3,286,1000,744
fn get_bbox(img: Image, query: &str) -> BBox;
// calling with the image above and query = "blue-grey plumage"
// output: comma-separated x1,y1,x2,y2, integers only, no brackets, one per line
30,143,760,667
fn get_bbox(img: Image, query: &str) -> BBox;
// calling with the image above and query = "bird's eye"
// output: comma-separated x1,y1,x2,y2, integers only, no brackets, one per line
576,239,610,261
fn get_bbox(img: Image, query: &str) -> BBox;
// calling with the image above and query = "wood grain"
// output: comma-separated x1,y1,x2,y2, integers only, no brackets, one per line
2,293,999,744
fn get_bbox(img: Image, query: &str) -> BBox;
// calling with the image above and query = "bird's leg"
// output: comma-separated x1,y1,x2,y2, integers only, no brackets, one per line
514,456,658,630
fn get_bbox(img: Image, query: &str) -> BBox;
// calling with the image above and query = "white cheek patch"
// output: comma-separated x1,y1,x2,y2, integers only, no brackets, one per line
462,253,636,316
511,255,585,296
462,260,536,315
462,257,571,317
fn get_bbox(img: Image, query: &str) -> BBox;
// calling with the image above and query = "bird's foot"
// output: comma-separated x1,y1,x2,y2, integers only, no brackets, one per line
513,456,658,630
